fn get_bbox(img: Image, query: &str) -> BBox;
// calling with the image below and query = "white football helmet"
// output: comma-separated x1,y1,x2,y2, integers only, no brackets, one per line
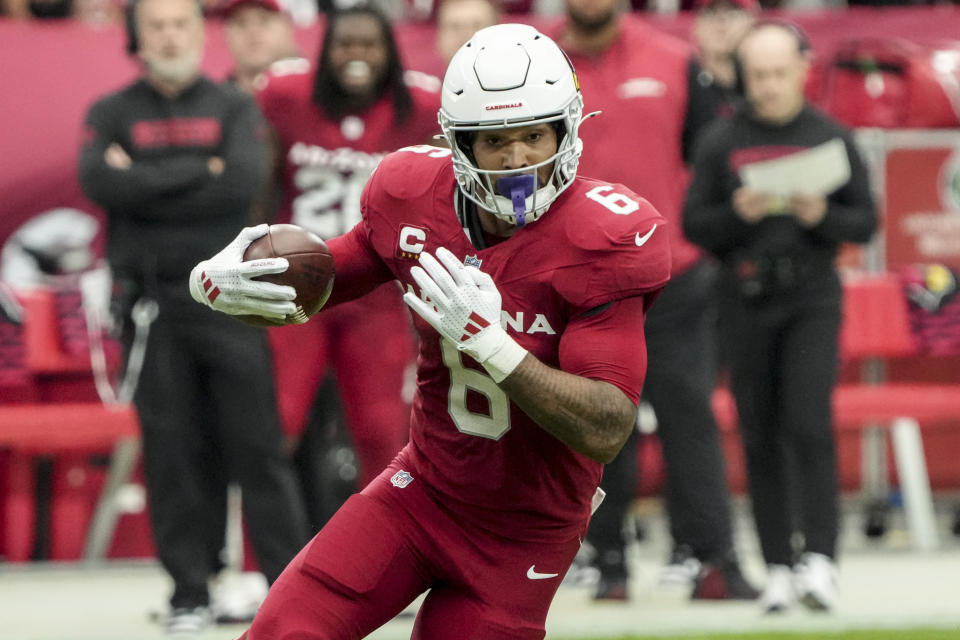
439,24,585,227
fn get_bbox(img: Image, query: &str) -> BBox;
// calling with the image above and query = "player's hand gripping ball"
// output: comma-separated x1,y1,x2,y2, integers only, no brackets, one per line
235,224,335,327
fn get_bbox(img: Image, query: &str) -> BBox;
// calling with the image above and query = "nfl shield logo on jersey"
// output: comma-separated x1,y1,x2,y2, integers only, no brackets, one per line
390,470,414,488
464,255,482,269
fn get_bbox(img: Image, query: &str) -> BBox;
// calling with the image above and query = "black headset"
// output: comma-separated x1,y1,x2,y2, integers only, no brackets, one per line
124,0,139,55
732,19,812,96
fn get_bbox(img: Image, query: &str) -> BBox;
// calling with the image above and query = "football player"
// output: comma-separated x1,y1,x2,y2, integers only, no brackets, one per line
254,4,441,496
191,24,670,639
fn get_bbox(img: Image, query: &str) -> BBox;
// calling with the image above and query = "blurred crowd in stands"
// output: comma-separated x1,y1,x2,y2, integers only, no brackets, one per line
2,0,956,25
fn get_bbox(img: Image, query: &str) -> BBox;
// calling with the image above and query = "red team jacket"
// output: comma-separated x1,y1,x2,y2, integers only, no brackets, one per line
326,147,672,541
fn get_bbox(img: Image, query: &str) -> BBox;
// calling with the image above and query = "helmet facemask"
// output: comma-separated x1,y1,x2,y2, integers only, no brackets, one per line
438,24,585,228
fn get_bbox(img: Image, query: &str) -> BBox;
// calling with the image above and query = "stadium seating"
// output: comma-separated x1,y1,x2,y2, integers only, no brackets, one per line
0,288,140,563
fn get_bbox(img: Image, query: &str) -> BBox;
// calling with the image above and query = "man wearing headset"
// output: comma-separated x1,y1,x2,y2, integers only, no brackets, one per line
191,23,671,640
79,0,309,633
684,21,877,613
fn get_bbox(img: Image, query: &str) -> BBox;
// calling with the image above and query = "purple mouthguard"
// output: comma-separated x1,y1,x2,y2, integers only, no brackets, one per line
495,174,536,227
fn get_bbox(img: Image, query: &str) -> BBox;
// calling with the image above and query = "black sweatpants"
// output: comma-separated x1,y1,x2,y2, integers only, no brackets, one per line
589,260,736,566
719,288,841,566
131,299,309,609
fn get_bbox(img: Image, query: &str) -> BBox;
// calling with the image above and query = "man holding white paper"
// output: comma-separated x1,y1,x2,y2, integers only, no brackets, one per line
683,20,876,614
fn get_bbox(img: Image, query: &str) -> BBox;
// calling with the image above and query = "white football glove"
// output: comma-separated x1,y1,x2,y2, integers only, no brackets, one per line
402,246,527,383
189,224,298,321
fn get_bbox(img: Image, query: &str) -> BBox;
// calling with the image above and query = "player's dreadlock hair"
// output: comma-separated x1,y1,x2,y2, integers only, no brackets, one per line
311,3,413,125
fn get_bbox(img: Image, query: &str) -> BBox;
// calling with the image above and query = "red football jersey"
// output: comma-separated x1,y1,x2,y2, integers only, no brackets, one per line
327,147,671,541
255,58,442,239
548,15,702,275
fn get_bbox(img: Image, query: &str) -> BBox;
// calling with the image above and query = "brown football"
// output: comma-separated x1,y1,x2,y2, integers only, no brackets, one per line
235,224,335,327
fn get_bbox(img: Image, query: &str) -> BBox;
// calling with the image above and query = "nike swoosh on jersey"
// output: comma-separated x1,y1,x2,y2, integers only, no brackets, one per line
635,224,657,247
526,565,559,580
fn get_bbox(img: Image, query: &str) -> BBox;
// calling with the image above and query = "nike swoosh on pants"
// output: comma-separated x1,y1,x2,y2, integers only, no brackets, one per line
526,565,559,580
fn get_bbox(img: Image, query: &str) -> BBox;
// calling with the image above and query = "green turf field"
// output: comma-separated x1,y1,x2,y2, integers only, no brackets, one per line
575,630,960,640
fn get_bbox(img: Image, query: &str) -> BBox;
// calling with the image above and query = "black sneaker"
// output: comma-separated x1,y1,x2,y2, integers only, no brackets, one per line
592,549,629,601
691,559,759,601
593,573,629,601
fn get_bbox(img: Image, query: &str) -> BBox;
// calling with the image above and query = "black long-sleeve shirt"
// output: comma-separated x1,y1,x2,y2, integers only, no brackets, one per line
683,103,877,299
79,76,269,300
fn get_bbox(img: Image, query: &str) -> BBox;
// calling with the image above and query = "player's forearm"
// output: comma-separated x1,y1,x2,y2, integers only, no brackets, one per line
323,228,394,308
499,355,636,464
